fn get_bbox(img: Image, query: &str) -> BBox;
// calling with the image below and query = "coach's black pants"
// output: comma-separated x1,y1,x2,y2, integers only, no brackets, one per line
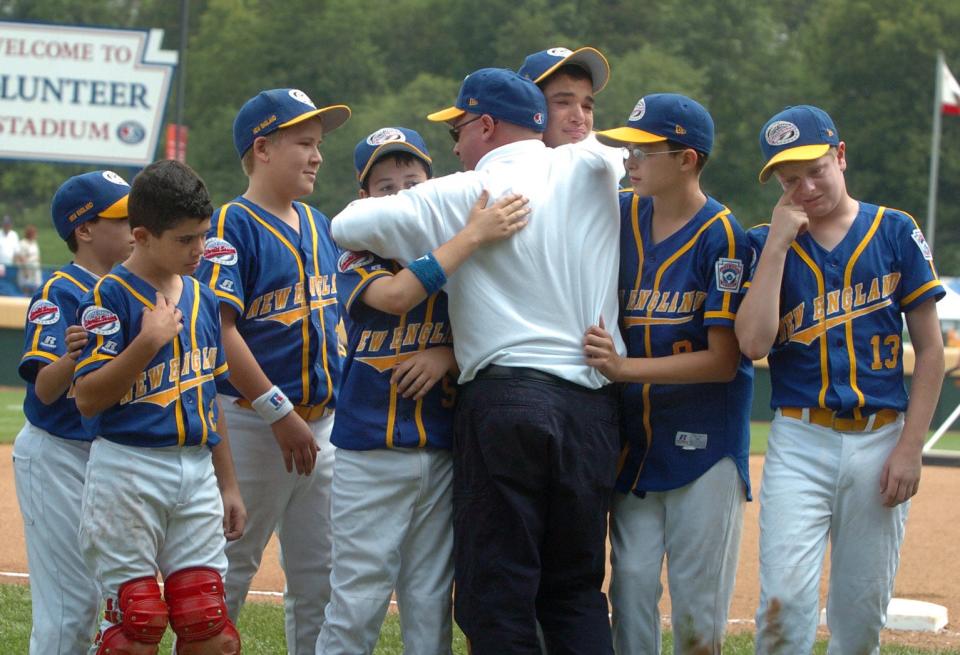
452,366,620,655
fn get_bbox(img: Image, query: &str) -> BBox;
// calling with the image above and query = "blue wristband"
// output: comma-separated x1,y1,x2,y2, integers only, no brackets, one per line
407,252,447,294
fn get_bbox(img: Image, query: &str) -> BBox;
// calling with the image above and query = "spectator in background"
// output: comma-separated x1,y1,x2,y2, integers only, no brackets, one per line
15,225,42,295
0,215,19,278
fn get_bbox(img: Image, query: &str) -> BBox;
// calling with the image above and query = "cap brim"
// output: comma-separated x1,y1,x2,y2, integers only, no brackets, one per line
98,194,129,219
594,127,667,148
535,47,610,93
280,104,352,135
427,106,465,122
358,142,433,183
758,144,830,182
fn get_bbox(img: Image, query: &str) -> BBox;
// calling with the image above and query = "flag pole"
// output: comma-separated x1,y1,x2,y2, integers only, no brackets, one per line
926,51,943,253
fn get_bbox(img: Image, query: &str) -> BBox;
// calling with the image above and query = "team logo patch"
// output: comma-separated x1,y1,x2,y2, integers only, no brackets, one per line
629,98,646,122
28,299,61,325
288,89,316,107
367,128,406,146
547,47,573,58
715,258,744,292
338,250,375,273
203,238,238,265
41,335,57,348
81,306,121,336
911,229,933,261
102,170,128,186
116,121,146,144
764,120,800,147
533,112,544,125
101,340,119,355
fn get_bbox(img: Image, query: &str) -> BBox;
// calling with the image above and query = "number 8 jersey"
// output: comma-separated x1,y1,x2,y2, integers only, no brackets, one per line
745,202,945,417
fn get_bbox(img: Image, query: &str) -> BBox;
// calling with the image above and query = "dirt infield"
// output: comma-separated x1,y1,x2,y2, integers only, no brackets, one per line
2,446,958,648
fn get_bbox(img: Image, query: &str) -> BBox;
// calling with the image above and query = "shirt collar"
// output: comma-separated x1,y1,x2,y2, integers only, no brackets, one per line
476,139,546,171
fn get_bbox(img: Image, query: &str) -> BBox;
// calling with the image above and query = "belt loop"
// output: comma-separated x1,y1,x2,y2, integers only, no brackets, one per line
801,407,810,423
865,413,877,431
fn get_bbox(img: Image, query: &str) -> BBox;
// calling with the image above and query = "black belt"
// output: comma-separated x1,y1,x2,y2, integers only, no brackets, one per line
474,364,615,395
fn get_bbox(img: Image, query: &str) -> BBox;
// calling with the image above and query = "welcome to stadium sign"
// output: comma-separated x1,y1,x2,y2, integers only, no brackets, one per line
0,21,177,167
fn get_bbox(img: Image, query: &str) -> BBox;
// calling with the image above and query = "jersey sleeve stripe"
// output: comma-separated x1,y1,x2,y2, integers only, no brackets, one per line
75,352,113,372
902,279,944,307
213,288,245,310
843,205,886,414
704,311,736,321
214,362,229,377
344,268,393,314
21,350,59,364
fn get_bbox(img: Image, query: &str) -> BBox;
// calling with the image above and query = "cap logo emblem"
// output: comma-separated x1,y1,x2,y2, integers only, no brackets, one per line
826,128,834,137
102,171,128,187
288,89,316,108
547,47,573,58
629,98,646,122
533,112,544,125
468,98,479,106
367,128,406,146
675,125,687,135
765,120,800,146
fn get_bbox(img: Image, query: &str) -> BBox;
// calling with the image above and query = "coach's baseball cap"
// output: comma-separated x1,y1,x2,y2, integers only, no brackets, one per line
596,93,714,156
518,46,610,93
51,171,130,241
233,88,351,158
354,127,432,185
758,105,839,183
427,68,547,132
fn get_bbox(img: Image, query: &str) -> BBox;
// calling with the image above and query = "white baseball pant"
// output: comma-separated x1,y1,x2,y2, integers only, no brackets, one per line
755,412,908,655
220,397,335,655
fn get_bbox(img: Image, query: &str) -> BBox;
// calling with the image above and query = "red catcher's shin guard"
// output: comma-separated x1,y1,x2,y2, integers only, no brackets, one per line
95,577,169,654
165,567,240,654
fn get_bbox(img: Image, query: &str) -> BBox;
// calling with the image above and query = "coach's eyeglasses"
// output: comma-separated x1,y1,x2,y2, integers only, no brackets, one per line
622,146,687,161
449,115,486,143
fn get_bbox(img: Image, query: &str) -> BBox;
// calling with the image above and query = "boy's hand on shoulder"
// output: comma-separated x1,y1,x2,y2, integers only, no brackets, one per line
271,411,318,476
463,190,530,246
139,292,183,350
221,485,247,541
768,180,808,250
391,347,454,400
65,324,88,360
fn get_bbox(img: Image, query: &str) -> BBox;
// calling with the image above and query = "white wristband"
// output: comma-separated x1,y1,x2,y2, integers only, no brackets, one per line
251,385,294,424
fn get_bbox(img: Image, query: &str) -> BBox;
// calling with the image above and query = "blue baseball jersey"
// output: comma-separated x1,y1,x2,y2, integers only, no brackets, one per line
194,197,341,409
18,263,99,441
617,192,753,498
74,265,229,448
332,251,456,450
745,202,944,416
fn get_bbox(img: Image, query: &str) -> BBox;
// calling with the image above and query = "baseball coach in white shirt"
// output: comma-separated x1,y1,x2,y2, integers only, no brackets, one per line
332,67,625,655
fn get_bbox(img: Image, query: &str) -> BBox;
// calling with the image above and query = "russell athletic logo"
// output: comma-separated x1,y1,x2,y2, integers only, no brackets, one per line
81,306,121,336
203,238,238,265
28,299,61,325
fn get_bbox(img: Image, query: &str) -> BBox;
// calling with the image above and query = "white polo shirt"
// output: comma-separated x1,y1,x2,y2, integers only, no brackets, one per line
332,136,626,389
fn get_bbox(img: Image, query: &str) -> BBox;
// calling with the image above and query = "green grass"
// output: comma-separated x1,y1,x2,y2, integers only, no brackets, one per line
0,584,956,654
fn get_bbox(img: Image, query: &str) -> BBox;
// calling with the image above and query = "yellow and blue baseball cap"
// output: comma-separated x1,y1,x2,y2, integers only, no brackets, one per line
758,105,839,182
596,93,714,156
427,68,547,132
354,127,432,185
518,46,610,93
233,88,351,158
51,171,130,241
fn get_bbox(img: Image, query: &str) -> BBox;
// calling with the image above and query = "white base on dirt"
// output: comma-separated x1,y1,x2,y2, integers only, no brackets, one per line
818,598,948,632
